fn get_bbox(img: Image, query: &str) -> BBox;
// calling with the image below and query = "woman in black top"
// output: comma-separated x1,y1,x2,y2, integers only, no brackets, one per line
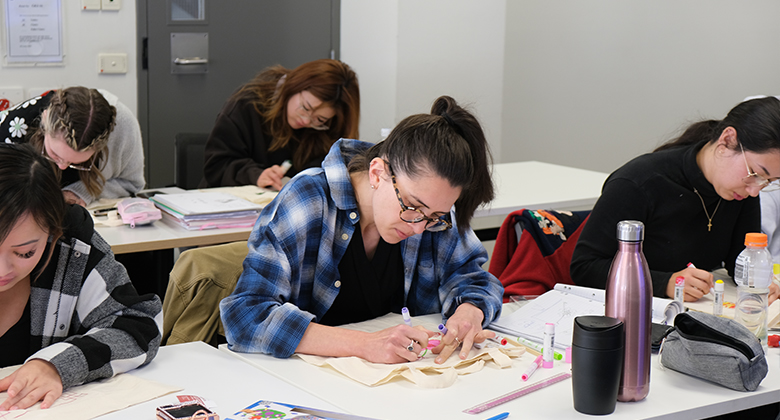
571,97,780,302
201,59,360,190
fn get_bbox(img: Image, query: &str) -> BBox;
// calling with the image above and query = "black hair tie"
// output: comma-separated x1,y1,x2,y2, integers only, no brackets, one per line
441,111,464,138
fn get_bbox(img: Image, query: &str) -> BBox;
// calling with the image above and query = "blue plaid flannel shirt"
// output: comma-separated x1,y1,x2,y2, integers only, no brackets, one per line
220,139,503,358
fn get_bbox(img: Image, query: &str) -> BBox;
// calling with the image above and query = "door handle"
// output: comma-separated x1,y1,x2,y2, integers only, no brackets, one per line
173,57,208,65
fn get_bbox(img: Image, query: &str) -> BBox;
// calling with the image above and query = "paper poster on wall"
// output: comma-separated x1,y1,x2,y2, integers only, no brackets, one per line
4,0,63,64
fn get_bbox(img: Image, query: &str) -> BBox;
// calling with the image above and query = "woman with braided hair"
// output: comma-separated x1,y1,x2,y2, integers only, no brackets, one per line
0,87,145,207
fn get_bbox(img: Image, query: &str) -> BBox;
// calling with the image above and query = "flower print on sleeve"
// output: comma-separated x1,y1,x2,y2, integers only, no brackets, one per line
8,117,27,138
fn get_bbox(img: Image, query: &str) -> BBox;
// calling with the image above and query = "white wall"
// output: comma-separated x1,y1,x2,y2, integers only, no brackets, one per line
342,0,507,159
502,1,780,173
0,2,137,114
340,0,399,143
3,1,780,176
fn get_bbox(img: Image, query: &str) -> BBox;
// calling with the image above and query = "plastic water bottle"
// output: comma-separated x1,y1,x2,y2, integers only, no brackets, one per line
734,232,772,351
605,220,652,402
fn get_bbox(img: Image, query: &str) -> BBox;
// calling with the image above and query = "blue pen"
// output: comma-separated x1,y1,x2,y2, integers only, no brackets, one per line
402,307,413,327
484,412,509,420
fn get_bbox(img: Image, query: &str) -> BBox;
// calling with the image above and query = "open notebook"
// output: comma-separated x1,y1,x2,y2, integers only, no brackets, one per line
490,284,684,350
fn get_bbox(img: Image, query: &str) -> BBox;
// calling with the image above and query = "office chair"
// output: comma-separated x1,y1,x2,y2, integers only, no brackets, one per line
174,132,209,189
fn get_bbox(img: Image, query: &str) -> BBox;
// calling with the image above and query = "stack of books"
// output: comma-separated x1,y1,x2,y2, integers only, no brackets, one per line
150,192,264,230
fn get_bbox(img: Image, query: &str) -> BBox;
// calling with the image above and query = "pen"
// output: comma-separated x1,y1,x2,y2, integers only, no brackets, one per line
516,337,562,359
521,354,543,381
402,307,412,327
438,323,448,335
484,412,509,420
687,262,714,295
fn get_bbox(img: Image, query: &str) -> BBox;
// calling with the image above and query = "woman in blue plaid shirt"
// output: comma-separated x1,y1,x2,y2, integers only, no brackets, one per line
221,96,503,364
0,143,161,410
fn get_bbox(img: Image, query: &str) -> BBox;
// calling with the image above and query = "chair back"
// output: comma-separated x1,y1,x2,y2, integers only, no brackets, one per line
489,209,590,300
174,133,209,189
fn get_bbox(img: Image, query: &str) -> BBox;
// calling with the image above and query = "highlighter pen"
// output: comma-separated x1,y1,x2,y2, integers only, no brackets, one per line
402,307,413,327
521,354,544,381
484,412,510,420
280,160,292,175
516,337,562,360
438,324,448,335
543,323,555,368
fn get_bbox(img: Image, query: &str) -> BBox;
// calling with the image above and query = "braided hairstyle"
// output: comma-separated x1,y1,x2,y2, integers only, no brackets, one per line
349,95,494,233
30,87,117,198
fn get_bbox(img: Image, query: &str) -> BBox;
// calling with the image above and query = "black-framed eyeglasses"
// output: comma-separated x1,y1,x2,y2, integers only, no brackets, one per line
384,160,452,232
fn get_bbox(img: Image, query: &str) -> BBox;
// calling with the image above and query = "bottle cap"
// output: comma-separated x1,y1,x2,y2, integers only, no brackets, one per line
616,220,644,242
744,232,768,247
715,279,724,292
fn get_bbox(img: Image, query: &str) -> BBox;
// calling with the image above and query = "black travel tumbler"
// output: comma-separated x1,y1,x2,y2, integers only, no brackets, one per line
572,315,625,415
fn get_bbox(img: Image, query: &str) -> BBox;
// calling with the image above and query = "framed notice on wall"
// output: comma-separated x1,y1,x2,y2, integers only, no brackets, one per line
4,0,63,66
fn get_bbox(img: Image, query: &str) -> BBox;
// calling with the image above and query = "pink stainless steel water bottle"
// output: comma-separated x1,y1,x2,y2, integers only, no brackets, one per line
605,220,652,402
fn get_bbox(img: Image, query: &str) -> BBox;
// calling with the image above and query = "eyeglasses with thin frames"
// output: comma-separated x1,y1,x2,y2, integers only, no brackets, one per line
739,142,780,192
384,161,452,232
295,91,330,131
41,139,94,171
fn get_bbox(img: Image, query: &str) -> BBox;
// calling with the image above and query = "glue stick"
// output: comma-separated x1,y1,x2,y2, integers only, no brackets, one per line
543,323,555,368
674,276,685,304
713,280,724,317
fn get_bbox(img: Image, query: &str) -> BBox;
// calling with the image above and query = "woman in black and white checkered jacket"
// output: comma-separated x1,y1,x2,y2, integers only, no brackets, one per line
0,143,162,410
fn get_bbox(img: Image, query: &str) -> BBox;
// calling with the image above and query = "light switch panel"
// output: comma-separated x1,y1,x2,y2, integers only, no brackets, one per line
101,0,121,10
81,0,101,10
98,53,128,74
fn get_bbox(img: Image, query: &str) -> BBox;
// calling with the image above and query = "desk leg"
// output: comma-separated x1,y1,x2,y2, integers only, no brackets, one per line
115,249,174,299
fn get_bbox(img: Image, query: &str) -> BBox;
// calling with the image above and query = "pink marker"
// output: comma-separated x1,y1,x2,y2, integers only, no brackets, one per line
521,355,544,381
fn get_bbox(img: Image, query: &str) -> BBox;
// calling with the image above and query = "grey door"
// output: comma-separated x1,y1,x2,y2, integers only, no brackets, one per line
138,0,340,188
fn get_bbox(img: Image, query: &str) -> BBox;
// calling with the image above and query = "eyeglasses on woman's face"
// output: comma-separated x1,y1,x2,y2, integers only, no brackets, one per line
739,142,780,192
42,134,94,171
384,161,452,232
295,91,331,131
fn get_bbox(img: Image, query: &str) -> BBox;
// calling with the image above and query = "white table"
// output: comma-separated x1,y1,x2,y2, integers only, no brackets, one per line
97,342,343,419
219,310,780,420
96,161,608,254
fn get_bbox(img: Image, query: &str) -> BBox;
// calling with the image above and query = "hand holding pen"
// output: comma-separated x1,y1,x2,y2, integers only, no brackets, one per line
431,303,487,364
667,262,714,302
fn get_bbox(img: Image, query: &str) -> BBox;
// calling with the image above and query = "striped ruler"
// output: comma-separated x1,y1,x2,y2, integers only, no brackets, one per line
463,372,572,414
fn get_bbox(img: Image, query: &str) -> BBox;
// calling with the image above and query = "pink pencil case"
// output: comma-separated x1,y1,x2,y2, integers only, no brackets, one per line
117,198,162,228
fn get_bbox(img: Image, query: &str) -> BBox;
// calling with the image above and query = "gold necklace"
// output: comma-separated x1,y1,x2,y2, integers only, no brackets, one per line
693,188,722,232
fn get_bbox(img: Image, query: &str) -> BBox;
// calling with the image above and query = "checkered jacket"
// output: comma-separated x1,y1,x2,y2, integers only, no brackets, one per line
28,205,162,389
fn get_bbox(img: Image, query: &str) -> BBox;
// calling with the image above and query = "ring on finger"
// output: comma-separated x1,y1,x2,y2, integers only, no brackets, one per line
454,337,462,346
406,340,416,352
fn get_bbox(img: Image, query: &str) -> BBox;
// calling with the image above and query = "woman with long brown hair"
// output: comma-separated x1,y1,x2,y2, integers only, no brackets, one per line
201,58,360,190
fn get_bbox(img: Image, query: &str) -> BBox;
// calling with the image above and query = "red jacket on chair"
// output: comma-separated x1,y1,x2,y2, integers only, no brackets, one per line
489,209,590,302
